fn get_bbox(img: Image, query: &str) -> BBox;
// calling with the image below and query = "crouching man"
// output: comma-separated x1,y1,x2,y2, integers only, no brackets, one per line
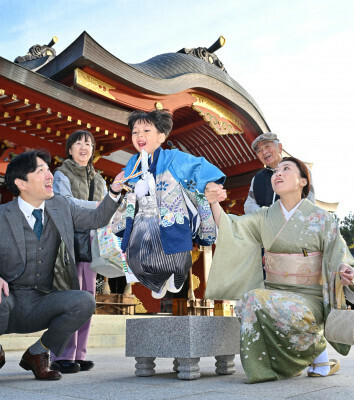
0,150,122,380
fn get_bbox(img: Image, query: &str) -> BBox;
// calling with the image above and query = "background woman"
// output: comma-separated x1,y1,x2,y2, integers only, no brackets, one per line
205,157,353,383
50,130,107,374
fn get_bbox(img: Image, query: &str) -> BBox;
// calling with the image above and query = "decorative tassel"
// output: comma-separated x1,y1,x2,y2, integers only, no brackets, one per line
141,150,149,175
135,150,150,198
135,178,149,198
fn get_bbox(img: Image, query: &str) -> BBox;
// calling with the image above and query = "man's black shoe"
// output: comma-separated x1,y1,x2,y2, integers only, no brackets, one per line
76,360,94,371
51,360,80,374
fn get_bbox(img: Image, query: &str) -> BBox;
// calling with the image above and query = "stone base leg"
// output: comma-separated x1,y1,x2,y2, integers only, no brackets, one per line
135,357,156,377
173,358,179,372
215,354,235,375
176,357,201,380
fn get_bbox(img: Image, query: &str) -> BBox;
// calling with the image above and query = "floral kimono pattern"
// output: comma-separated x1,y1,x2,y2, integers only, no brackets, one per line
112,147,225,254
111,147,225,292
205,199,353,383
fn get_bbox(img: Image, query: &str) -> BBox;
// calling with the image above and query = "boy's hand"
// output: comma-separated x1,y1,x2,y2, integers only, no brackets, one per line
205,182,227,204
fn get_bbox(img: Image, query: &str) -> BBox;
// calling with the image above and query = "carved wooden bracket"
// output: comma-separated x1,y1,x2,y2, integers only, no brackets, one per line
191,94,244,135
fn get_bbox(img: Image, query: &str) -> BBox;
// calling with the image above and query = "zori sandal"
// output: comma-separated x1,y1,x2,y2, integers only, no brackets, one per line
307,359,340,377
292,370,303,377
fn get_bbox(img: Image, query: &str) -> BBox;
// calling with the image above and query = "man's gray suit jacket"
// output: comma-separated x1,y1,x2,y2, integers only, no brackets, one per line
0,193,119,290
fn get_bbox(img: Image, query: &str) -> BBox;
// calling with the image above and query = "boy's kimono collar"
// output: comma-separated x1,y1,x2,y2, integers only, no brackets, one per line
123,147,225,192
124,147,167,184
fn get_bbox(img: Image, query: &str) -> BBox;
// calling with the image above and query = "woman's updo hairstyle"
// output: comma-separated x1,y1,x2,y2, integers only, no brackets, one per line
281,156,310,198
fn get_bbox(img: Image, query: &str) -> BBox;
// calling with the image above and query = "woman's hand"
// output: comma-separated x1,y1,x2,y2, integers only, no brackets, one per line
205,182,227,204
0,277,9,303
338,263,354,286
205,182,226,227
110,171,125,196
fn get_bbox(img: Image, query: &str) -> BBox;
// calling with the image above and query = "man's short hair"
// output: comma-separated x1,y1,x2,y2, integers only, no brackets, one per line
127,109,173,138
5,150,51,196
251,132,279,152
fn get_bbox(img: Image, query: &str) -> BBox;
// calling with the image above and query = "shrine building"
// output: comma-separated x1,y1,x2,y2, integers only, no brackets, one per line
0,32,281,314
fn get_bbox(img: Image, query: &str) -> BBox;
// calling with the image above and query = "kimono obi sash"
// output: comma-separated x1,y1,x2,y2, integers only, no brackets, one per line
264,251,322,285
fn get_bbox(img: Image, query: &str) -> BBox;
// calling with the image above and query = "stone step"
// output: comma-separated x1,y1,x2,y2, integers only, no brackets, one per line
1,315,152,351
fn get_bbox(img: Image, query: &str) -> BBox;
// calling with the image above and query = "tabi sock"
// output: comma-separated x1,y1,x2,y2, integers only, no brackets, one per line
308,349,330,376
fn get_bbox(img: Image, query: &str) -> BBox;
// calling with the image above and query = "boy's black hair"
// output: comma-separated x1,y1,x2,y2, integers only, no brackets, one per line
127,109,173,137
5,149,51,196
65,130,96,164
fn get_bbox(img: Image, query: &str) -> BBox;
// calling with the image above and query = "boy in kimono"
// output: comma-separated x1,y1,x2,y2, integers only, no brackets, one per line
110,109,225,298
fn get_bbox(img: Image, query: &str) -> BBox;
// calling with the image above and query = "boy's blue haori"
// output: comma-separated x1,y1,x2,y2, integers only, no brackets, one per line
117,147,225,255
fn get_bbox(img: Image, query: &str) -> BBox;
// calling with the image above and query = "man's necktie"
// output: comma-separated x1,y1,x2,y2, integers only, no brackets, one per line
32,209,43,240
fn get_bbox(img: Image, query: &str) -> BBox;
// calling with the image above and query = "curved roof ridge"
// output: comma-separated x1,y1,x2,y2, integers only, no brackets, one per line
36,31,267,126
129,52,264,118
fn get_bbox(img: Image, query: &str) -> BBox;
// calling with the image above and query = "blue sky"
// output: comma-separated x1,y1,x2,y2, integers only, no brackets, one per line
0,0,353,217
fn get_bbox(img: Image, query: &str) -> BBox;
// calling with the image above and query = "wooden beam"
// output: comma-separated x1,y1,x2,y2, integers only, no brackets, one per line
99,141,132,155
0,61,130,125
94,157,124,177
225,168,263,189
0,125,124,176
170,119,206,136
225,185,250,199
0,125,63,154
221,159,262,177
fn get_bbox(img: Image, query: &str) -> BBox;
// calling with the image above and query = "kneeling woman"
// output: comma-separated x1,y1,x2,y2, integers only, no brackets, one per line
205,157,353,383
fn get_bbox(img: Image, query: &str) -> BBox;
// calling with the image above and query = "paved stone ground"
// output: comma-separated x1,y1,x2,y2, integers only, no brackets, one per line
0,345,353,400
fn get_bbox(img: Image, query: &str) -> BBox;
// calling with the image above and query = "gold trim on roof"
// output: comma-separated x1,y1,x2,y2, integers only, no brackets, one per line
75,68,116,100
191,93,244,135
192,274,200,290
191,248,201,264
134,296,147,314
315,200,338,213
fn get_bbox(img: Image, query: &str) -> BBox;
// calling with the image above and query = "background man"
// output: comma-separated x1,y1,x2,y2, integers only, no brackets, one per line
244,132,315,213
0,150,122,380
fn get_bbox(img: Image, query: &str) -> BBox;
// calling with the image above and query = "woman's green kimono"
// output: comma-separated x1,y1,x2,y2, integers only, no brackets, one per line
205,199,353,383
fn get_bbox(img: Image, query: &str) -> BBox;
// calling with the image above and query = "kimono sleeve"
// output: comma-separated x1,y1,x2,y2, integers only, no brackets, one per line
322,213,354,305
171,151,225,193
205,208,266,300
110,192,131,236
321,213,353,355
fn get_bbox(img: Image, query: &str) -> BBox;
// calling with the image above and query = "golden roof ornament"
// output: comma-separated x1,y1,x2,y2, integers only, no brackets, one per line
177,36,227,72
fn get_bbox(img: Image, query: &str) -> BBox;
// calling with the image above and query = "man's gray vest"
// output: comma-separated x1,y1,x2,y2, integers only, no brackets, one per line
10,211,61,291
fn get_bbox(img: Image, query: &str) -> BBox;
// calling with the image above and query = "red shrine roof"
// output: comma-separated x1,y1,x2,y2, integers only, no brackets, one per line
0,32,270,213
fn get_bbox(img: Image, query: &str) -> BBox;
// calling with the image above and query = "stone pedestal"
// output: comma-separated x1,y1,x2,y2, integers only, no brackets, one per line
135,357,156,377
215,354,236,375
126,316,240,380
